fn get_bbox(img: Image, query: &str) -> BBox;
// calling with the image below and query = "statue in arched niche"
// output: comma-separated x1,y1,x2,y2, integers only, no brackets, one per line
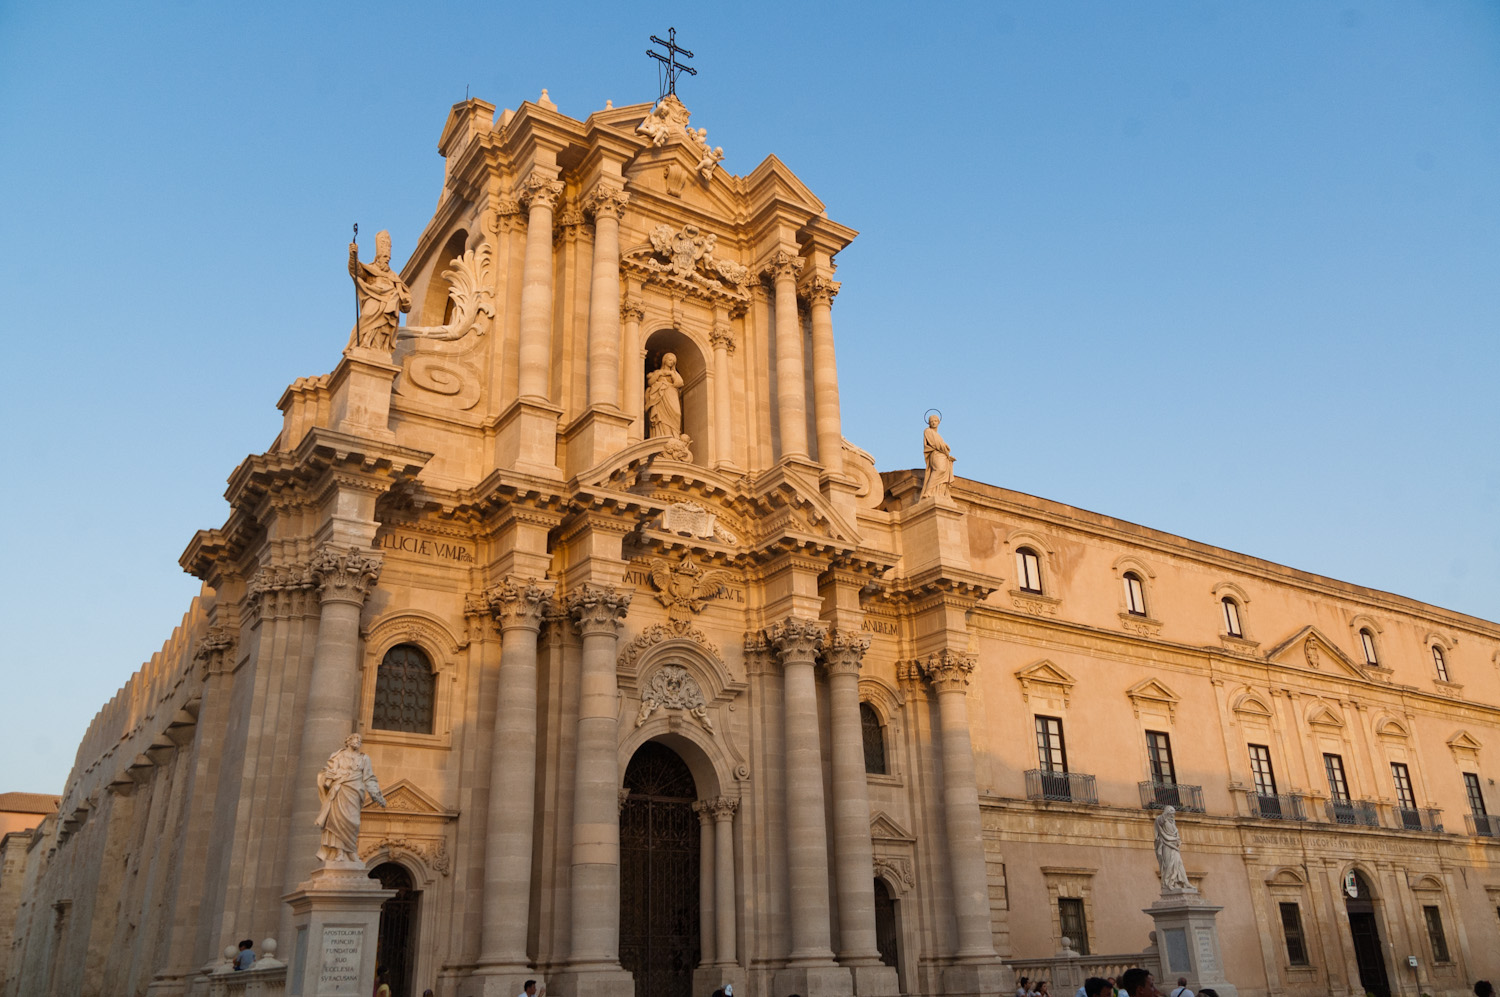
645,353,684,438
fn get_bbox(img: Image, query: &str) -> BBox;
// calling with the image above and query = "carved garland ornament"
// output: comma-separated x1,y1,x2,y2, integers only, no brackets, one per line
618,621,723,670
634,664,714,733
872,855,914,894
358,836,450,876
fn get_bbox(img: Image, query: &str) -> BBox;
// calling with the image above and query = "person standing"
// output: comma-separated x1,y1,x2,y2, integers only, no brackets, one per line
1169,977,1194,997
233,940,255,971
518,979,546,997
1120,968,1160,997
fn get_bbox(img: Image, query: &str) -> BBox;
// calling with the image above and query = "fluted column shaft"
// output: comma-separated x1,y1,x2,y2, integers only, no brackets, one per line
805,275,844,469
567,586,632,966
284,546,381,890
769,618,835,964
765,253,808,459
518,172,563,400
710,323,734,465
622,298,645,439
825,632,882,964
478,579,553,966
925,651,998,960
585,186,629,409
711,797,739,965
693,802,717,966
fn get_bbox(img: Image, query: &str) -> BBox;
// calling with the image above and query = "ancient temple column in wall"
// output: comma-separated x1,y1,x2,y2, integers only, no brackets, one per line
764,252,808,460
804,273,844,470
566,585,633,968
824,631,886,971
693,801,717,966
518,170,564,400
585,184,629,409
283,546,382,888
476,578,553,972
710,795,739,966
768,618,836,964
710,319,735,467
621,296,645,438
925,650,999,961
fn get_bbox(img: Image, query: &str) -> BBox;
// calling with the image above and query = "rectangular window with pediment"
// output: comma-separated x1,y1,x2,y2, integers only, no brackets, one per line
1249,745,1278,796
1035,716,1067,773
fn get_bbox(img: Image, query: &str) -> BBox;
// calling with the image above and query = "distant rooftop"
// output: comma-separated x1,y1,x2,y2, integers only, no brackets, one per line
0,793,61,814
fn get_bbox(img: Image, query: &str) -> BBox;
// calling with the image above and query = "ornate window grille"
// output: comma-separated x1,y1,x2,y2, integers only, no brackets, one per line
372,644,436,734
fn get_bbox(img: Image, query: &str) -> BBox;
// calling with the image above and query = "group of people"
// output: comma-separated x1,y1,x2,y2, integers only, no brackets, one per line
1017,970,1218,997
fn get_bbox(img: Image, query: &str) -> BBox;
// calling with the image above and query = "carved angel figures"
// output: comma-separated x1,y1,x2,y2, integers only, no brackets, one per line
348,230,411,352
1154,806,1195,894
314,733,387,865
646,353,684,438
919,414,956,503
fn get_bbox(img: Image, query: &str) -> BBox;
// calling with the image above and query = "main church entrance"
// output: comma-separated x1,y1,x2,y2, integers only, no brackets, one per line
1344,870,1390,997
619,741,701,997
369,862,420,997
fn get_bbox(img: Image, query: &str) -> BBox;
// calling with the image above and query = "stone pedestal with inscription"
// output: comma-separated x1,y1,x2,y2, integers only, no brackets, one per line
1145,893,1237,997
284,864,395,997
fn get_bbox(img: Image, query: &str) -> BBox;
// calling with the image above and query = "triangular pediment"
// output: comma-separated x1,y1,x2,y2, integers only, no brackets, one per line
744,154,826,215
1306,702,1345,729
870,811,915,843
1265,625,1366,678
1015,660,1076,689
1447,730,1482,763
368,779,454,817
1126,678,1181,723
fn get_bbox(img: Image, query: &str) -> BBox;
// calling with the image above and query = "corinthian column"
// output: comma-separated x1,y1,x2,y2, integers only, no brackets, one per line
518,170,564,401
476,578,553,973
763,252,808,460
709,796,740,966
585,184,630,409
768,618,836,965
621,296,645,439
566,585,633,969
693,801,717,967
710,319,735,467
803,273,844,471
823,631,889,987
284,546,381,890
924,650,997,961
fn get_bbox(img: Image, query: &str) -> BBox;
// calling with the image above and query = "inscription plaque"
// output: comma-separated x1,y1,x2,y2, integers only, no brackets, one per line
318,925,364,995
1165,927,1191,974
1194,927,1218,974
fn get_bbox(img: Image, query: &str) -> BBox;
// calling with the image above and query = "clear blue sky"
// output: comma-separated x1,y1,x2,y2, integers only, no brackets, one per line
2,2,1496,792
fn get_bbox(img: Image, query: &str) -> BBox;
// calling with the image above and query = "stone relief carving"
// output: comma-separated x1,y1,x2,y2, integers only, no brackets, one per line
618,621,722,670
647,555,734,622
393,243,495,410
642,223,749,290
636,95,725,183
194,627,238,678
657,501,739,544
310,545,382,604
348,230,411,353
660,434,694,462
398,243,495,341
872,855,914,893
358,835,450,876
635,664,714,733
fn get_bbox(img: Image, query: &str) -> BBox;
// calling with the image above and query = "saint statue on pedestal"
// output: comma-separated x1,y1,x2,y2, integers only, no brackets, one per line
348,230,411,352
919,413,955,502
1154,806,1194,893
314,733,387,865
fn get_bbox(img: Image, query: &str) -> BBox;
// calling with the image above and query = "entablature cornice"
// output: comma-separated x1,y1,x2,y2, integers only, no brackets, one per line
878,565,997,609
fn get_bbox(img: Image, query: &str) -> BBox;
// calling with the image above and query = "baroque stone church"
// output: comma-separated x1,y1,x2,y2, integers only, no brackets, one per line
5,87,1500,997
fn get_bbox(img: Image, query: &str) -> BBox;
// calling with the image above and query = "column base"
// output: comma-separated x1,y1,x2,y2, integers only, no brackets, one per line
941,960,1012,997
548,966,636,997
694,965,747,997
773,963,853,997
845,962,899,996
494,396,564,478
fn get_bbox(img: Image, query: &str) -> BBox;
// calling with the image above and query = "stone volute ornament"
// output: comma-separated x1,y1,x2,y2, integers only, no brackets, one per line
310,545,383,605
567,584,632,634
314,733,387,866
767,617,826,665
919,413,956,503
194,627,238,678
583,182,631,221
348,230,411,352
487,577,554,632
397,242,496,341
647,555,733,622
1154,805,1195,894
822,629,871,675
519,170,564,211
634,664,714,733
922,649,975,692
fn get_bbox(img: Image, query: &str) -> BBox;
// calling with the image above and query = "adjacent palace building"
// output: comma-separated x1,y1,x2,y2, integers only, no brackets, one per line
3,88,1498,997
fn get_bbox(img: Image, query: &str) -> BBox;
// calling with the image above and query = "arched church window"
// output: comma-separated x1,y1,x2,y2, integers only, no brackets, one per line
1359,628,1379,667
372,644,436,733
1432,645,1449,682
1222,597,1243,637
1123,572,1148,617
861,702,887,775
1016,547,1043,594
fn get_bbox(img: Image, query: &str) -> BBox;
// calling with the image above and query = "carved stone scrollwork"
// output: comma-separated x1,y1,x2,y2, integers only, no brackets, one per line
310,545,383,606
743,631,776,676
584,183,631,221
621,297,645,324
709,324,736,354
707,795,739,821
872,855,914,894
358,836,450,876
246,561,316,622
518,171,564,212
567,584,632,637
921,649,976,693
761,250,804,283
691,799,712,823
822,629,870,676
802,274,841,305
618,621,723,671
487,578,554,633
647,555,733,622
635,664,714,733
767,617,826,667
194,627,238,678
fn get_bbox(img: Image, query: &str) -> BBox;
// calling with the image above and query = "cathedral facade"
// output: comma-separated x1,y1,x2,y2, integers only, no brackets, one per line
4,90,1499,997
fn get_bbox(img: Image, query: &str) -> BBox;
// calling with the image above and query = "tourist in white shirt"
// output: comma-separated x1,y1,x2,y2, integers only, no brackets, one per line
1169,978,1194,997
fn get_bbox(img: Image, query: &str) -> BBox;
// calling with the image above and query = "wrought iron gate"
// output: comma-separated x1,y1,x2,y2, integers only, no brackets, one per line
369,862,420,997
620,741,700,997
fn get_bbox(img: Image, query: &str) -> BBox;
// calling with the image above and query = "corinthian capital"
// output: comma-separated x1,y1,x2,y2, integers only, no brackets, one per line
194,627,238,678
766,617,826,666
568,584,632,636
707,795,740,821
822,629,871,676
620,296,645,324
709,322,736,354
519,171,564,212
487,577,555,633
310,544,382,605
761,250,804,283
922,649,976,693
801,273,841,305
584,182,631,221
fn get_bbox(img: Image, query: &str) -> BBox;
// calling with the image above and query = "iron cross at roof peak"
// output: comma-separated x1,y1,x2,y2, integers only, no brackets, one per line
648,28,696,99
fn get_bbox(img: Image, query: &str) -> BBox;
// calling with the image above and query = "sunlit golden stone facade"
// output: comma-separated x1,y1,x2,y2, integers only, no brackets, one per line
4,90,1498,997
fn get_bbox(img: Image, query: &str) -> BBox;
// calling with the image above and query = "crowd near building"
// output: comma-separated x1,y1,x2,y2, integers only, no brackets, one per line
0,84,1497,997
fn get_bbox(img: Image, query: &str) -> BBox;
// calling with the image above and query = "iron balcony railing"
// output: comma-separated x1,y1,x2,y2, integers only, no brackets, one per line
1326,799,1380,827
1138,780,1205,813
1464,813,1500,838
1025,769,1098,805
1392,807,1443,833
1248,792,1306,821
